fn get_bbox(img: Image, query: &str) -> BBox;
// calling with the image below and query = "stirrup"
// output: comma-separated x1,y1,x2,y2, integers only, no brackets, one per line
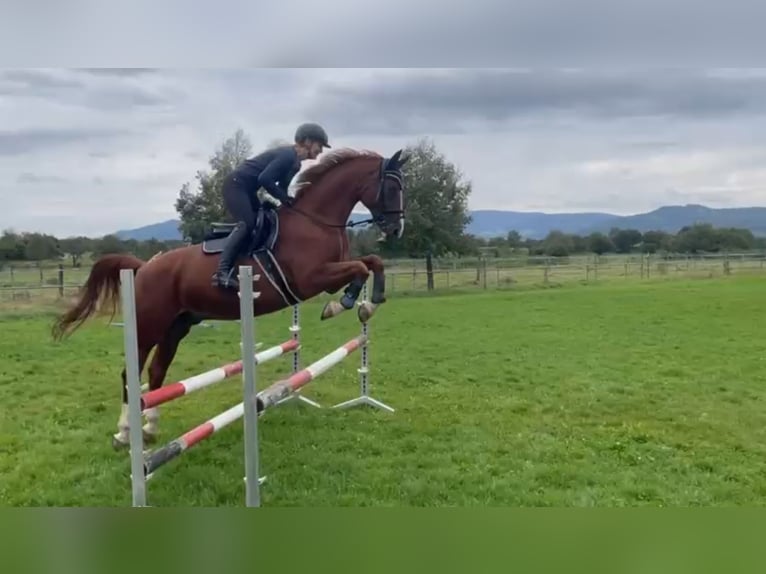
212,269,239,289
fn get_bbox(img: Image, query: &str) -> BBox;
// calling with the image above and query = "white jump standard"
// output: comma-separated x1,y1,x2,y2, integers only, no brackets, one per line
332,283,395,413
275,303,321,409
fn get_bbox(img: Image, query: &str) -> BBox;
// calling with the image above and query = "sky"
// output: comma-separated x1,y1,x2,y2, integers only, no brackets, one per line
3,67,766,237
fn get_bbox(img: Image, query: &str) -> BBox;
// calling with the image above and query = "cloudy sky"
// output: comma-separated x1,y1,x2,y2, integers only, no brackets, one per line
3,67,766,237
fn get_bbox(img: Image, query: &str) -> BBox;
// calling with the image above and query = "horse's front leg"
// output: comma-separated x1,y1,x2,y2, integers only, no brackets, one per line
315,260,371,322
355,254,386,322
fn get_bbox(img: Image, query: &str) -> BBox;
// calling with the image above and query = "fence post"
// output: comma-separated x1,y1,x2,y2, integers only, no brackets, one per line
425,251,434,291
58,264,64,297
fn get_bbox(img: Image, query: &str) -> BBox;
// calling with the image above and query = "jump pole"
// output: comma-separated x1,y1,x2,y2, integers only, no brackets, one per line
120,269,147,507
141,332,368,477
239,264,262,507
332,282,395,413
275,303,321,408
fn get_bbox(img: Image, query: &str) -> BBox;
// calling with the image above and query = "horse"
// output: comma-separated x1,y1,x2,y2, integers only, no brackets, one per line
52,147,410,449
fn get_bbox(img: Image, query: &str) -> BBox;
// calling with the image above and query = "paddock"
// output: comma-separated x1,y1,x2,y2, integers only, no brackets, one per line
2,276,766,506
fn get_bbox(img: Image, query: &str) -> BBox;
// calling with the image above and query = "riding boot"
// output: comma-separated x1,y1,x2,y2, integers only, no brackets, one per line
211,222,250,290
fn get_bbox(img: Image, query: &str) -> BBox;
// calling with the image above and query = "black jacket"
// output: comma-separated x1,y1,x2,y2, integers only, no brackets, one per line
234,145,299,203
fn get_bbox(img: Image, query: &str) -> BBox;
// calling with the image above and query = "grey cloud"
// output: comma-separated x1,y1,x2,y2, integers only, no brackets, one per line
0,128,128,156
251,0,766,67
0,69,83,93
0,69,172,112
306,70,766,136
79,68,157,77
17,173,68,184
2,0,766,67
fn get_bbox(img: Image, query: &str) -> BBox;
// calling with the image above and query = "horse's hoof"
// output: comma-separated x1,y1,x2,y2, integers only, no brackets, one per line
321,301,345,321
111,435,130,451
357,302,377,323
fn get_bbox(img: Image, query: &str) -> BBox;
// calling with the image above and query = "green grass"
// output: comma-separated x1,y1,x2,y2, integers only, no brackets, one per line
1,276,766,506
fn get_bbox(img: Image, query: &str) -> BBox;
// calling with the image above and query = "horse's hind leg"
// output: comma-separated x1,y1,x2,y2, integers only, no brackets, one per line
141,312,202,443
113,345,153,450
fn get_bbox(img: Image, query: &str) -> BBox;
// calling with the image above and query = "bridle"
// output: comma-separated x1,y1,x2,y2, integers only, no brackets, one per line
285,157,405,230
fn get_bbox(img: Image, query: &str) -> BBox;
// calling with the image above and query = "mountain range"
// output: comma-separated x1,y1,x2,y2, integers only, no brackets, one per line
114,204,766,241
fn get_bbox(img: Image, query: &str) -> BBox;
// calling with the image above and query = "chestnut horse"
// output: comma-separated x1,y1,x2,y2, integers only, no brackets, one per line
52,147,409,448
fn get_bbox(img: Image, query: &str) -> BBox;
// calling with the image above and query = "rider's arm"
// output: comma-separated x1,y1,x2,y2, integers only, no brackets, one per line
257,150,294,203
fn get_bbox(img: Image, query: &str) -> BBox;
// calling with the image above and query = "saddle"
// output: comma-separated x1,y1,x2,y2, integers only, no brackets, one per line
201,208,278,256
201,208,301,306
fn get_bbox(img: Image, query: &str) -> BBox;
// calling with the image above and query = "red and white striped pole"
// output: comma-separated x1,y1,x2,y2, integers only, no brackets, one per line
143,335,367,476
141,339,299,410
256,335,367,412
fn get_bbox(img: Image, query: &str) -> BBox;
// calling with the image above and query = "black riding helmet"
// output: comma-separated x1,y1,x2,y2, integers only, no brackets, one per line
295,122,331,148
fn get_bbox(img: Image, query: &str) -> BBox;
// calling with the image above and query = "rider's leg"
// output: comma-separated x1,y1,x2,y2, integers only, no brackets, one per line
211,176,256,290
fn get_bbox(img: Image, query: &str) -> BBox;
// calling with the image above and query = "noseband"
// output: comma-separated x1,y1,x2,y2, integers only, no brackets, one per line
367,158,405,227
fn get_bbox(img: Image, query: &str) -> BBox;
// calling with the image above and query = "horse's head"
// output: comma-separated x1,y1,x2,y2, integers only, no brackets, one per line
360,149,410,239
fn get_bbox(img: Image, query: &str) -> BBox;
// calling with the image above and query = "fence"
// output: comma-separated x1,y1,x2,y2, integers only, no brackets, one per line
3,252,766,305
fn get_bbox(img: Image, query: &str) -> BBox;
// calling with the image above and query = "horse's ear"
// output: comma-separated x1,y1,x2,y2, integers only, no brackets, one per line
389,148,411,169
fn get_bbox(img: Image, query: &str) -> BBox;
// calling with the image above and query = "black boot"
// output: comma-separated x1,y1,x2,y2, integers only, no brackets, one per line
211,222,249,290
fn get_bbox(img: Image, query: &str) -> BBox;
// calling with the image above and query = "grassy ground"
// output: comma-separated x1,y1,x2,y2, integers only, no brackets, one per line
1,276,766,506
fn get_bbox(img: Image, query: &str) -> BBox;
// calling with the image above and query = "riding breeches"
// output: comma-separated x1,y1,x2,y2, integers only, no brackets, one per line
222,173,260,232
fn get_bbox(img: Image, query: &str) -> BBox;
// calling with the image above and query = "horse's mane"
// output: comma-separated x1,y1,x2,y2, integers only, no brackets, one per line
290,147,381,200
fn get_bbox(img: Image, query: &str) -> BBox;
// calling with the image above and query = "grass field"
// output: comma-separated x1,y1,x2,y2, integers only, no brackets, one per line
1,276,766,506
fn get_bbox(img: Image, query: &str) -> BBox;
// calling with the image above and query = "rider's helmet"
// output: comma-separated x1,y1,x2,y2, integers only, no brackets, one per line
294,123,331,148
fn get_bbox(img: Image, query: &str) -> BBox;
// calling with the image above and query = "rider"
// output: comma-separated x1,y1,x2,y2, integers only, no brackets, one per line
211,122,331,290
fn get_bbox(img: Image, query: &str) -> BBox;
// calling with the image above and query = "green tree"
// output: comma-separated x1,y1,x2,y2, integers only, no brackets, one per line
382,138,472,257
23,233,61,261
175,129,253,242
641,230,673,254
542,230,575,256
609,228,643,253
0,230,24,261
587,232,614,255
58,236,91,267
92,234,128,257
673,223,717,253
717,227,755,251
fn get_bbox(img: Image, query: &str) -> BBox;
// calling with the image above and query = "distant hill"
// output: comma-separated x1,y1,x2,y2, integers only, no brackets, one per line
466,210,617,239
113,204,766,241
114,219,183,241
581,204,766,237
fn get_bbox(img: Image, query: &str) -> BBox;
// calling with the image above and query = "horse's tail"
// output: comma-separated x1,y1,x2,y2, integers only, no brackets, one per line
52,253,145,341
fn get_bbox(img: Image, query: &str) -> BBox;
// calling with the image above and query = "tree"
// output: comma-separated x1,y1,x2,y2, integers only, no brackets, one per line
641,230,673,254
506,230,523,248
587,232,614,255
0,230,25,261
541,230,575,256
23,233,61,261
58,236,91,267
175,129,253,242
673,223,718,253
382,138,472,257
609,228,643,253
